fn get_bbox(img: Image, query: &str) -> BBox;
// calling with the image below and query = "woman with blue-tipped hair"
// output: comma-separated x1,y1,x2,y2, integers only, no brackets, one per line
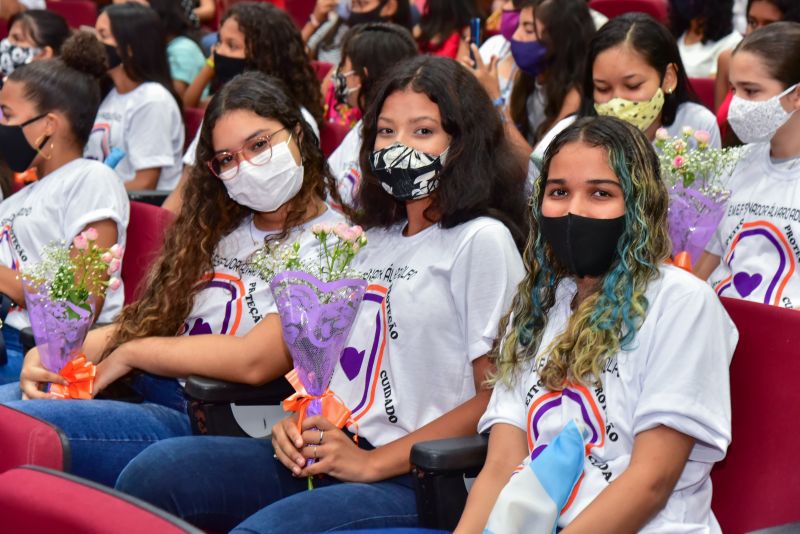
456,115,737,533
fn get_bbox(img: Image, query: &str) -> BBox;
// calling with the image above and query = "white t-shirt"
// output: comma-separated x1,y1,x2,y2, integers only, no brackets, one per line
529,102,722,182
707,143,800,308
182,108,320,167
678,32,743,79
84,82,184,191
329,217,524,447
328,119,362,211
0,159,129,330
479,265,737,533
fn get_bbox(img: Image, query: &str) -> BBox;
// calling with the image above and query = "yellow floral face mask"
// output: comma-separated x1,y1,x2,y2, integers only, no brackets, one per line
594,88,665,131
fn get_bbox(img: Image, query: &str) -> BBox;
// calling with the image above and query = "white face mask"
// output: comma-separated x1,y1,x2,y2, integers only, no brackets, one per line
728,83,799,144
221,137,304,212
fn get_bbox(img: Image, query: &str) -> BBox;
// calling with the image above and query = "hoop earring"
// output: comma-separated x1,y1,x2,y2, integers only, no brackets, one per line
35,136,54,161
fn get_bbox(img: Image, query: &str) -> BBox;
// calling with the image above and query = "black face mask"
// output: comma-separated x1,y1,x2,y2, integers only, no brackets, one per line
0,114,48,173
104,43,122,70
540,213,625,278
213,50,247,86
346,1,387,25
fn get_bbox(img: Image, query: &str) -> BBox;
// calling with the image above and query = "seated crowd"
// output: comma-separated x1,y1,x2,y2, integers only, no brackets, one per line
0,0,798,532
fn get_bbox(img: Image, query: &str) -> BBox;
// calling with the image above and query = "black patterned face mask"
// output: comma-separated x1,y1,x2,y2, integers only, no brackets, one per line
369,142,448,201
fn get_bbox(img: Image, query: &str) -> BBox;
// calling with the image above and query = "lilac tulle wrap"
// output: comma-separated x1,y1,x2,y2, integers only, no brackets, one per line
270,271,367,420
668,183,730,263
22,279,95,373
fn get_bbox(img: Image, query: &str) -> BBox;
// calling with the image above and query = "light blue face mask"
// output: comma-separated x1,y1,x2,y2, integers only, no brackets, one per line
336,0,352,19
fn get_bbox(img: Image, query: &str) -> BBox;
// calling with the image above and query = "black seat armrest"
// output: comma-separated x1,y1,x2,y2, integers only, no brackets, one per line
127,190,169,207
184,375,294,405
411,434,489,474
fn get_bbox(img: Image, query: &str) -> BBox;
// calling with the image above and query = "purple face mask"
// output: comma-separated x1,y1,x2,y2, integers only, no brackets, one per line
510,39,547,77
500,9,520,41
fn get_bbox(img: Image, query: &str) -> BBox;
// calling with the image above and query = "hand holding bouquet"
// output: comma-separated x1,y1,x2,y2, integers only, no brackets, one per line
21,229,123,399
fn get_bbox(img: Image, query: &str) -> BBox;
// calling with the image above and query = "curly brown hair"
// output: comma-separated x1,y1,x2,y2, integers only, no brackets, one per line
104,72,346,357
223,3,324,126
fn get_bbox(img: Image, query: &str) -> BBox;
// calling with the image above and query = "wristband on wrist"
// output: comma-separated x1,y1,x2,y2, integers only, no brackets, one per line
205,56,214,69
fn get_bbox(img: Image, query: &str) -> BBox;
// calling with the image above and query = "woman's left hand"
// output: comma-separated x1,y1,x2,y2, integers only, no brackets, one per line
93,347,133,396
299,415,377,483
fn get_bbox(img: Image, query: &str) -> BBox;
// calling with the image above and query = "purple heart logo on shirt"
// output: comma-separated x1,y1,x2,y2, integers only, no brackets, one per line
188,318,213,336
340,347,365,381
733,272,763,298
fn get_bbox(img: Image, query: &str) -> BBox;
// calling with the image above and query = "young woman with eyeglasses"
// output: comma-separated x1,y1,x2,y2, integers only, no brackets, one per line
0,72,347,488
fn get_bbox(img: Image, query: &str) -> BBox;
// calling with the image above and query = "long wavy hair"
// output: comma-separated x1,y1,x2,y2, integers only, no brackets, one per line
491,116,671,389
104,72,344,356
356,56,529,250
222,3,324,125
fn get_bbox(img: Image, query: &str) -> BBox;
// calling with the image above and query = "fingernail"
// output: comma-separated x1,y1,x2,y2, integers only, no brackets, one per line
293,467,301,475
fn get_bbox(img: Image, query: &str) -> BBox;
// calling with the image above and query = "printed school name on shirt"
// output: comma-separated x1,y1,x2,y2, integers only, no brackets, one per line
524,357,621,494
211,252,269,282
0,207,32,265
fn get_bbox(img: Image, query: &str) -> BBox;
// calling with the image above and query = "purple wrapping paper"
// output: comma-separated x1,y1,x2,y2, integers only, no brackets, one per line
668,183,728,264
270,271,367,419
22,279,95,373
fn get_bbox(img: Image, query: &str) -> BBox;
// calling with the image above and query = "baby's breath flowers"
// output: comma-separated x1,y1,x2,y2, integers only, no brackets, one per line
23,228,123,314
654,126,744,191
252,223,368,284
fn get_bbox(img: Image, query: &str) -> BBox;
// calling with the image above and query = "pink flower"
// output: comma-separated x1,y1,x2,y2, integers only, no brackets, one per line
350,225,364,240
73,234,88,250
101,251,113,263
333,222,351,240
82,228,99,241
107,258,121,274
671,139,687,154
110,244,124,259
108,277,121,291
655,128,669,141
693,129,711,145
672,156,685,168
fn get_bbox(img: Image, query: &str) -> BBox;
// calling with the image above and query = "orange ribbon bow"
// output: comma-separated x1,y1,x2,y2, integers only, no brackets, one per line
49,355,96,400
667,251,693,273
282,369,353,436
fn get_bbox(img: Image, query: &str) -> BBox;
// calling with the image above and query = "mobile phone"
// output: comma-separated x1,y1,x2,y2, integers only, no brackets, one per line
469,17,482,64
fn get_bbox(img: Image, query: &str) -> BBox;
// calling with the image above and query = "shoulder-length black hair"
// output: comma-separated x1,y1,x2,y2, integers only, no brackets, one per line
580,12,698,127
104,3,180,109
509,0,595,144
668,0,735,43
221,3,323,126
356,56,529,249
340,22,418,113
417,0,480,45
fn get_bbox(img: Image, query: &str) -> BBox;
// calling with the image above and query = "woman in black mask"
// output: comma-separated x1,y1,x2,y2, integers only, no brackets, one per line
83,3,184,192
303,0,413,65
0,31,128,384
166,2,323,213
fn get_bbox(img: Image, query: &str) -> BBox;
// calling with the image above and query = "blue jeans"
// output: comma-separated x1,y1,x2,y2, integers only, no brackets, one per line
0,325,24,385
0,373,192,487
116,436,418,533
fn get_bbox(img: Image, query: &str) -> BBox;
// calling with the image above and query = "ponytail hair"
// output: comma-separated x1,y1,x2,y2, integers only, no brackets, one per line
7,30,106,147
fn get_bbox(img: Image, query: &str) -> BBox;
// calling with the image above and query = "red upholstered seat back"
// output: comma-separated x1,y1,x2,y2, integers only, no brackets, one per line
121,202,175,305
711,298,800,533
0,405,69,473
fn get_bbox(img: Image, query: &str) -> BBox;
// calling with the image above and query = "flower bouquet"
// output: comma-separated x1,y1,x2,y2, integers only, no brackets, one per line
21,229,123,399
254,223,368,485
654,127,743,266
